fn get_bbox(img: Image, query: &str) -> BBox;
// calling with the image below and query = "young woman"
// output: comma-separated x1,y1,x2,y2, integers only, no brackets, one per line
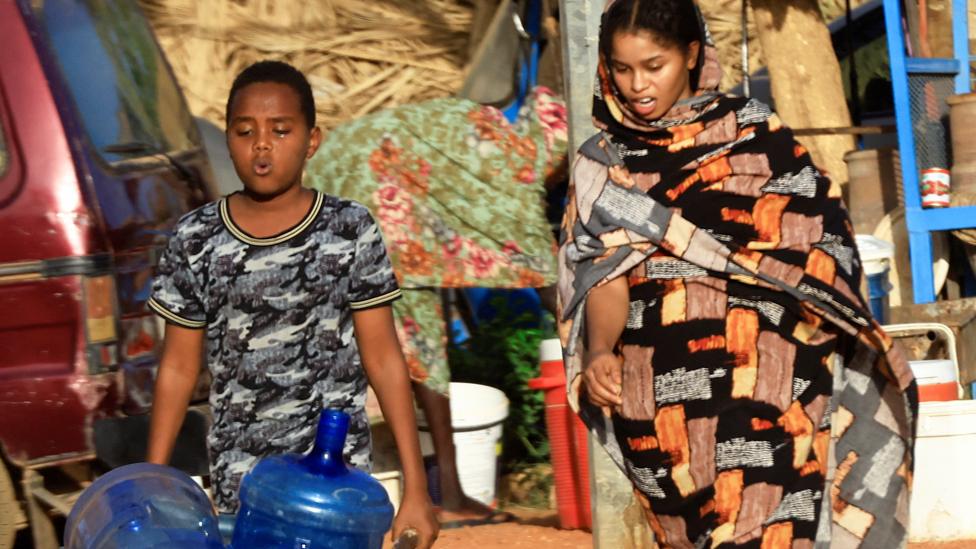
557,1,916,547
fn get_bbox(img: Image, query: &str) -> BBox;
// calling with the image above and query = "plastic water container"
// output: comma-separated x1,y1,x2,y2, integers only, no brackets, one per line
417,382,509,506
64,463,224,549
855,235,895,324
527,338,591,529
910,400,976,541
231,409,394,549
910,359,960,402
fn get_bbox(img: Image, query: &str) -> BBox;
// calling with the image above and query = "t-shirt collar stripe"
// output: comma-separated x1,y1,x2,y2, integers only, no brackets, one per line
220,191,324,246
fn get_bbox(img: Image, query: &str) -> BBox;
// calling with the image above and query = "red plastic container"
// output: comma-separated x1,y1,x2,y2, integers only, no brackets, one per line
918,382,958,402
528,339,591,530
910,359,961,402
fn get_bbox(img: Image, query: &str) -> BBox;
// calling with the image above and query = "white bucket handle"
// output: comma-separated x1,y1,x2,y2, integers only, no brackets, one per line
883,322,962,398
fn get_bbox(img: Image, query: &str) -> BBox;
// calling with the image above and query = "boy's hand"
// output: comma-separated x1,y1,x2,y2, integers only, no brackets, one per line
583,349,623,407
392,491,438,548
354,305,436,545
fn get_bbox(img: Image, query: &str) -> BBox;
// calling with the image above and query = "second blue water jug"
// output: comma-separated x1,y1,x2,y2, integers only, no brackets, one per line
231,408,394,548
64,462,223,549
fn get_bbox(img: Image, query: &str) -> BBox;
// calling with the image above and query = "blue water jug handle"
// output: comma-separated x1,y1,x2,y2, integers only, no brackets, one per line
299,409,350,477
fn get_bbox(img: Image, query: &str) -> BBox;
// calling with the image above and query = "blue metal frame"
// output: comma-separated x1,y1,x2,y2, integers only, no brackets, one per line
954,2,971,94
883,0,976,302
903,58,960,74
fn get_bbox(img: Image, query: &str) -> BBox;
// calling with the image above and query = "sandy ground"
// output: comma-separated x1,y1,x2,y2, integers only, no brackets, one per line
15,508,976,548
381,506,591,548
376,506,976,549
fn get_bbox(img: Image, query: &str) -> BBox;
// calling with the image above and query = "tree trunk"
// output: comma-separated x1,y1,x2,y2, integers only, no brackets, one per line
751,0,855,187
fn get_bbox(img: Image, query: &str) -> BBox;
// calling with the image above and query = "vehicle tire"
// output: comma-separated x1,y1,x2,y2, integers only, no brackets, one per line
0,459,17,549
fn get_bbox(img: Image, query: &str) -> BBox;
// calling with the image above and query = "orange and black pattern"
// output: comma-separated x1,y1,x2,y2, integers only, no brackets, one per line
556,11,916,547
558,98,917,547
614,267,837,547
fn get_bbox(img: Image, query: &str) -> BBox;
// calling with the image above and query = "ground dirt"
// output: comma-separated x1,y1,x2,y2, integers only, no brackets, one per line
377,506,976,549
15,507,976,548
382,506,591,548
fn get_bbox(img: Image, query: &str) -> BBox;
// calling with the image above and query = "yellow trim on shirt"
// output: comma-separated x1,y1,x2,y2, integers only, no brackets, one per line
148,296,208,329
220,191,324,246
349,288,402,310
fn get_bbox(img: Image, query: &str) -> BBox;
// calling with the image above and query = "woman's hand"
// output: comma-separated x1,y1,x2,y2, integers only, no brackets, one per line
583,276,628,409
583,349,623,407
392,490,439,548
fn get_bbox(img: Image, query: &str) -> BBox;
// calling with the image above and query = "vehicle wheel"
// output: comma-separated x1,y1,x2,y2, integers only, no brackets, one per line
0,459,17,549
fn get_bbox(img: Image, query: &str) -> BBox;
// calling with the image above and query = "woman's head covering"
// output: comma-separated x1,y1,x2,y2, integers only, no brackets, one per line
593,0,724,134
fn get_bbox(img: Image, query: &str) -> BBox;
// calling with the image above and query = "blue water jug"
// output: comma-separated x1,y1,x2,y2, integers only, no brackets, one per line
231,409,394,549
64,462,224,549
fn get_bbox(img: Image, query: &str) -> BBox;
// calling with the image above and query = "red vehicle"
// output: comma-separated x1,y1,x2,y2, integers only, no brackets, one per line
0,1,214,545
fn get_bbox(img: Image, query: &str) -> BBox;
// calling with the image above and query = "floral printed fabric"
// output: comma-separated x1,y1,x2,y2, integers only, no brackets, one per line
306,88,568,393
393,288,450,393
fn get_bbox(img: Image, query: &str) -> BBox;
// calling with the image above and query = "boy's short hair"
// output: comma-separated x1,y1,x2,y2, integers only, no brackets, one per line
226,60,316,128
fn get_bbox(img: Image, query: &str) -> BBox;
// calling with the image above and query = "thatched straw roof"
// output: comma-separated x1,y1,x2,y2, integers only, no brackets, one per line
139,0,475,130
141,0,871,129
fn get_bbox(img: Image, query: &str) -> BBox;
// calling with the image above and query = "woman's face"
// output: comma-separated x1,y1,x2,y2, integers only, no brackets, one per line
609,30,700,121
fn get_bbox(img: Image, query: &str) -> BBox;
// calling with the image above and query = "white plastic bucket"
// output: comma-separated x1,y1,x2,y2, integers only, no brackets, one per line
417,382,509,506
855,235,895,323
372,470,402,514
909,400,976,541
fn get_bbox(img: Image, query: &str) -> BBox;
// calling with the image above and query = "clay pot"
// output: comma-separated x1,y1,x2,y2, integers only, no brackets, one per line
947,92,976,200
843,147,902,235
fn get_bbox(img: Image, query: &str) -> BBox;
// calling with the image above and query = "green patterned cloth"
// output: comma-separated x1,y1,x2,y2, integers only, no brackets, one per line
306,88,568,393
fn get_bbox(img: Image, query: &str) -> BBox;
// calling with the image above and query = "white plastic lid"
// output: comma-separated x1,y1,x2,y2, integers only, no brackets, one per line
855,234,895,274
539,338,564,362
909,359,958,385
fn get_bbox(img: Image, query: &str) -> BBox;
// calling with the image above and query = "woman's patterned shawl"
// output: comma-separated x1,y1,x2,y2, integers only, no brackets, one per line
556,2,917,546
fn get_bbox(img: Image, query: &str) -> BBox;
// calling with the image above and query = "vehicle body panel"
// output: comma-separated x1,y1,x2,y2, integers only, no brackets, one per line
0,0,212,467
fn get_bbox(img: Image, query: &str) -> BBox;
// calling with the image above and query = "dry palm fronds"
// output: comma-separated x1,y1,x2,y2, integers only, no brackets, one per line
139,0,475,131
141,0,878,129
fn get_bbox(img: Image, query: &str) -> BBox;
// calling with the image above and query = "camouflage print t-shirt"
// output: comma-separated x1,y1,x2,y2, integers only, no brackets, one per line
149,190,401,513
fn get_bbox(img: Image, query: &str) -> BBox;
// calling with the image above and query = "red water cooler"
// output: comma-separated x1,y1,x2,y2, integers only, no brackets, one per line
528,339,592,530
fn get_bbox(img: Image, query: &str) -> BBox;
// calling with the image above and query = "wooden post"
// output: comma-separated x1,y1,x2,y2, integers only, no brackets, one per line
558,1,655,547
750,0,856,187
923,0,954,58
558,0,602,155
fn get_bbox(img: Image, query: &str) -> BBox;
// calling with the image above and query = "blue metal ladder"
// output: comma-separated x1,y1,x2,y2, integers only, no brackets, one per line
883,0,976,303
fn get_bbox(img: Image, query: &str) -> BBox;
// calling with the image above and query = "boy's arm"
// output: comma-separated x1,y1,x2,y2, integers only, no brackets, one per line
146,323,205,464
353,305,438,548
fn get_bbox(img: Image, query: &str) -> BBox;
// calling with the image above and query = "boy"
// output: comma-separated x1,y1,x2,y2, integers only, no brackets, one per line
146,60,438,547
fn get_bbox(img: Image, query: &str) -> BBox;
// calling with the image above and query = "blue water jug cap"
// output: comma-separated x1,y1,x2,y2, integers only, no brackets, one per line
236,408,393,534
